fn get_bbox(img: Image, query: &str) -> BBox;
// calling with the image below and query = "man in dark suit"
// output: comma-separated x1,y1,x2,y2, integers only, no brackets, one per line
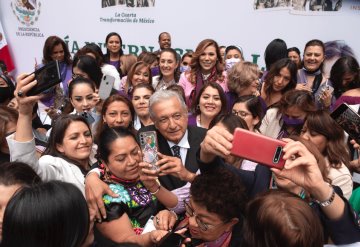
139,90,206,191
85,90,205,220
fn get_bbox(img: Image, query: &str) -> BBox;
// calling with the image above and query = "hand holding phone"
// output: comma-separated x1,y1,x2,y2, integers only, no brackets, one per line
331,103,360,144
231,128,286,169
80,111,95,125
140,131,159,170
98,75,115,100
27,60,61,96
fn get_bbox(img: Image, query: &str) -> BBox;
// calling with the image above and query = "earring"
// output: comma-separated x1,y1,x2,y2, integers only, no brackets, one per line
103,166,112,182
196,105,200,110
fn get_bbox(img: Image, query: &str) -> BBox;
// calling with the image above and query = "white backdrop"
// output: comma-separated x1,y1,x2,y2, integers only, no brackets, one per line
0,0,359,75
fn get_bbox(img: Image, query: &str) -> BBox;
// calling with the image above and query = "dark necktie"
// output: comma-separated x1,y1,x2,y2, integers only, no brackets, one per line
171,145,181,159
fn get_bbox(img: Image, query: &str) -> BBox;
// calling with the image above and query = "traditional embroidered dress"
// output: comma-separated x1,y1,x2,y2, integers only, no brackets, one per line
99,166,159,235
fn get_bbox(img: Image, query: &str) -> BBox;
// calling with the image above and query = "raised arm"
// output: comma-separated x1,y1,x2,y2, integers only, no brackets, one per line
14,73,41,142
7,74,41,166
272,140,360,244
140,161,178,208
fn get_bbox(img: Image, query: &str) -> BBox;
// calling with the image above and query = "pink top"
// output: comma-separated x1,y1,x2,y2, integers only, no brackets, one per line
179,71,228,108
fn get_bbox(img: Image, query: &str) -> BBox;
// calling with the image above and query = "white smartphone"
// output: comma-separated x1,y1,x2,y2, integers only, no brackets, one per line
98,75,115,100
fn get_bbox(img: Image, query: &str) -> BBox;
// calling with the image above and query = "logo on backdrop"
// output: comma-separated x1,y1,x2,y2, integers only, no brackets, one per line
11,0,41,26
101,0,155,8
253,0,350,14
100,0,156,24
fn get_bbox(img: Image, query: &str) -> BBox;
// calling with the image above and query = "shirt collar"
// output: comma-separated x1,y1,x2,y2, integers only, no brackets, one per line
168,130,190,149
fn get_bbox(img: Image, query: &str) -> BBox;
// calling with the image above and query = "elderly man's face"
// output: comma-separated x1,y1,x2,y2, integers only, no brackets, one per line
151,96,188,144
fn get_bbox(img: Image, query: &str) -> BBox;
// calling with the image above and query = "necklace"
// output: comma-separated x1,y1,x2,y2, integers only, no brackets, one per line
157,78,175,90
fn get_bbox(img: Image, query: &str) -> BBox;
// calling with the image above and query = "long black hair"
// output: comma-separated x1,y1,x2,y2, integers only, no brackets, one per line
1,181,90,247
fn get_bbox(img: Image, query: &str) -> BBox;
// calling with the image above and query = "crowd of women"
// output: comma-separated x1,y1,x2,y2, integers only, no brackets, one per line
0,32,360,246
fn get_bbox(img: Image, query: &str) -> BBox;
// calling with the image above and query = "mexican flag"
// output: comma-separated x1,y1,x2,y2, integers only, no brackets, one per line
0,21,15,72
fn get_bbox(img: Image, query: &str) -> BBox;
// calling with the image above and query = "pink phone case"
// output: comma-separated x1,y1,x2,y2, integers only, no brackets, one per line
231,128,286,169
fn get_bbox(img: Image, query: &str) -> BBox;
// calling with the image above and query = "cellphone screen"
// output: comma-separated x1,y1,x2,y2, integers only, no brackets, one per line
27,61,61,96
332,104,360,144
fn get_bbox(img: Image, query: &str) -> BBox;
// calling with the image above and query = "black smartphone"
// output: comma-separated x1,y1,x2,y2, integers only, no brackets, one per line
157,229,203,247
27,60,62,96
157,231,184,247
331,103,360,144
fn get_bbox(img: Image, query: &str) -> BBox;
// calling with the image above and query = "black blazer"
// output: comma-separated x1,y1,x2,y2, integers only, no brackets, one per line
138,125,206,191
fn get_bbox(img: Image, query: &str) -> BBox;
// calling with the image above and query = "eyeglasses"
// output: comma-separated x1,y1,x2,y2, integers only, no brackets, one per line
72,74,87,80
184,200,225,232
156,112,183,125
232,110,251,118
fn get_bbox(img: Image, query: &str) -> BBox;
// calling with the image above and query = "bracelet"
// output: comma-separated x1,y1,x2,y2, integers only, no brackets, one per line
298,188,306,200
314,185,335,207
150,184,161,195
169,210,179,221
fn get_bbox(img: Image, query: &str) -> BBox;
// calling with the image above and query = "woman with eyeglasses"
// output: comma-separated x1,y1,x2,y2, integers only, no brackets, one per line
197,125,360,245
232,95,264,134
154,168,247,247
188,82,227,129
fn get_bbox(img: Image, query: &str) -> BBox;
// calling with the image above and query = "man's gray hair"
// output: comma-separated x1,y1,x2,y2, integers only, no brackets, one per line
149,90,187,119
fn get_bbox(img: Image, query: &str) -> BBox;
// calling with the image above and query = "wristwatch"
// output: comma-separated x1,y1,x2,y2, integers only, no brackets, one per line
314,184,335,207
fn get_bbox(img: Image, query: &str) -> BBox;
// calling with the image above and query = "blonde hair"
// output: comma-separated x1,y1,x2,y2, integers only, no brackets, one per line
227,62,259,93
120,54,137,76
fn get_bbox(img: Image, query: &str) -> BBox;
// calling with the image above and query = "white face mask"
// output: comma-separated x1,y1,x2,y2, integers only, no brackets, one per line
180,65,190,73
225,58,241,70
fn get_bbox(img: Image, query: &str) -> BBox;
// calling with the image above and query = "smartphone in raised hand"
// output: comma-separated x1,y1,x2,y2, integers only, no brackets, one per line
27,60,61,96
231,128,286,169
98,75,115,100
331,103,360,144
139,131,159,170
